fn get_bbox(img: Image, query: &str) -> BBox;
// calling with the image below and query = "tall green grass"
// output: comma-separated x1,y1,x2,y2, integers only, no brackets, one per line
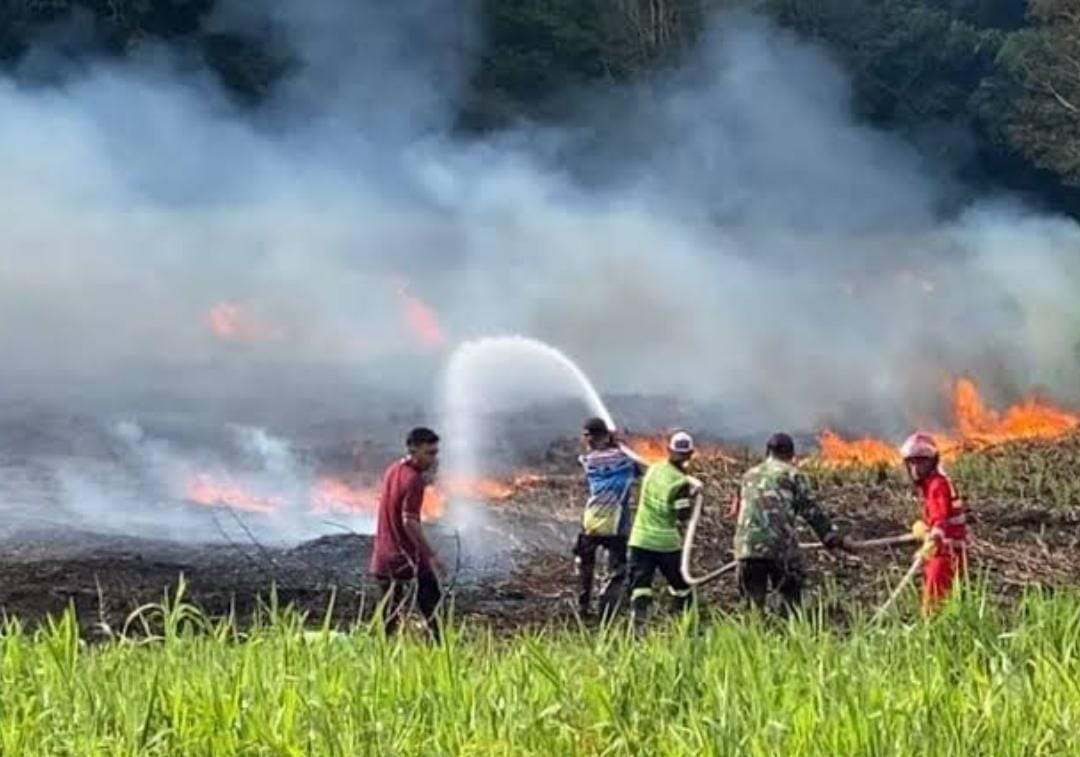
1,583,1079,755
951,440,1080,510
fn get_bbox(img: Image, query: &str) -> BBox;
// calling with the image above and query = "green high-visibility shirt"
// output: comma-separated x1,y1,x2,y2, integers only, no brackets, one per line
629,461,693,552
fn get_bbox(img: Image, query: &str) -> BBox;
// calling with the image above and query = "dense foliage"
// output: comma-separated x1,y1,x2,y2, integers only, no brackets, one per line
2,0,1078,213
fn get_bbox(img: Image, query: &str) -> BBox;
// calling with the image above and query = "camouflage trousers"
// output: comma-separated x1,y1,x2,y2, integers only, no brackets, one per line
737,557,806,616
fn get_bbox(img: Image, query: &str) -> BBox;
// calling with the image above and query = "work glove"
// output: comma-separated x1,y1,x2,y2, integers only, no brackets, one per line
824,532,855,553
916,538,937,561
837,535,860,554
911,520,928,541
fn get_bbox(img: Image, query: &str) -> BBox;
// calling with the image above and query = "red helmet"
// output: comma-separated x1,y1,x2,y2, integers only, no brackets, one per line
899,432,938,460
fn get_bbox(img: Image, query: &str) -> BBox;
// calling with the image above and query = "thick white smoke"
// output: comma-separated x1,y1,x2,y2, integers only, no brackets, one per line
0,4,1078,465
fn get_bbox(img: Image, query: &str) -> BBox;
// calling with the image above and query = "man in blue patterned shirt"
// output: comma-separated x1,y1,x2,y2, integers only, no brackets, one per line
573,417,645,619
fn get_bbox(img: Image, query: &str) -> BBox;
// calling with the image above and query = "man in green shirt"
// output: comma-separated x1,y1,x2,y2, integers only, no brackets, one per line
732,432,852,616
628,431,701,622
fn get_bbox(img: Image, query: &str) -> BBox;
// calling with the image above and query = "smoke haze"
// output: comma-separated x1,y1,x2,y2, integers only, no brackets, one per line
1,3,1079,538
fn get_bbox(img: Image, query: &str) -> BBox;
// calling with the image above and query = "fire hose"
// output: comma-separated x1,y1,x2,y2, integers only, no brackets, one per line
679,481,737,586
871,551,925,623
679,481,921,588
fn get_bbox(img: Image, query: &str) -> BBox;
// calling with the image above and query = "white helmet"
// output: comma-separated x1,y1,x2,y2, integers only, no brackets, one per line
899,432,938,460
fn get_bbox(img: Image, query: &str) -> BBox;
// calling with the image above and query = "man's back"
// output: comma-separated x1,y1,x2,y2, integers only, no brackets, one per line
629,461,687,553
580,446,639,536
735,457,810,561
370,458,425,578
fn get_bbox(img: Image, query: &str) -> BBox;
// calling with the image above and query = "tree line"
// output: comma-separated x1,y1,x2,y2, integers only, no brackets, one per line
2,0,1078,215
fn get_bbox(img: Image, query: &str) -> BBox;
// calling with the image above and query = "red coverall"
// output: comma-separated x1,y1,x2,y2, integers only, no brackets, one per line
918,471,968,610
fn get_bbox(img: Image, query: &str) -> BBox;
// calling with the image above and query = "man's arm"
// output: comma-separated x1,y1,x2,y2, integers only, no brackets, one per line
669,480,699,525
617,443,648,477
792,472,842,548
403,478,442,573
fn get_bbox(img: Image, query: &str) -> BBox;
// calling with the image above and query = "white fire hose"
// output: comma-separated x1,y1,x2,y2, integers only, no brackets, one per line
871,551,925,623
801,534,921,551
679,479,921,588
617,443,649,468
680,480,738,586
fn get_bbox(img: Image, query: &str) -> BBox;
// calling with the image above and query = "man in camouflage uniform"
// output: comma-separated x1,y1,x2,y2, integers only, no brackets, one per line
731,433,852,615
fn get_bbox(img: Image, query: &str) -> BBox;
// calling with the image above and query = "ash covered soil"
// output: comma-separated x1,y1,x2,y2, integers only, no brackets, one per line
2,435,1080,636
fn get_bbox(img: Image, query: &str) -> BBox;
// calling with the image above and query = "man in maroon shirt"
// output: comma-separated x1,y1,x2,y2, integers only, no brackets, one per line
370,427,445,641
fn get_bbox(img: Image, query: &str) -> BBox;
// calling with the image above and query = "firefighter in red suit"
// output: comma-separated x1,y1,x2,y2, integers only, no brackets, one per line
899,433,968,612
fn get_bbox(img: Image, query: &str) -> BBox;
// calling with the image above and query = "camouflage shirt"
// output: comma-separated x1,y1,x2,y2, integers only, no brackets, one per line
734,457,837,561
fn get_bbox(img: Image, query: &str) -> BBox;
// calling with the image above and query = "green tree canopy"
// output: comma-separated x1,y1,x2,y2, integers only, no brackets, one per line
2,0,1080,213
996,0,1080,184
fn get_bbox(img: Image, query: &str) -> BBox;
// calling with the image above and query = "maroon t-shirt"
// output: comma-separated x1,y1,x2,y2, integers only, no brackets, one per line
370,458,432,579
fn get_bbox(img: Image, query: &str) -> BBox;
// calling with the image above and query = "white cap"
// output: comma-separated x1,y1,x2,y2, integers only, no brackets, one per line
668,431,694,453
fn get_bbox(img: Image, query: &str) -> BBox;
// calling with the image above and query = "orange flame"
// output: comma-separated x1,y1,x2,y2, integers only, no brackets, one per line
819,378,1080,466
185,471,526,522
311,477,445,520
205,302,281,343
817,431,900,467
623,436,670,464
422,487,448,517
952,378,1078,443
185,474,282,514
512,473,545,488
442,476,514,501
622,435,734,465
396,282,445,349
310,478,379,514
309,475,517,520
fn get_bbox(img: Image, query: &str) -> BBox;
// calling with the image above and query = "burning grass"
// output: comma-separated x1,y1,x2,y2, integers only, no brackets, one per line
3,586,1080,754
622,435,734,464
803,431,1080,514
204,302,283,343
500,431,1080,625
185,471,528,521
3,430,1080,649
395,279,445,349
2,434,1080,753
818,377,1080,466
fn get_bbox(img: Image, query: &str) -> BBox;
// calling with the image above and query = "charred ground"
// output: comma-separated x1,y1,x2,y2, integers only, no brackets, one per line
1,434,1078,637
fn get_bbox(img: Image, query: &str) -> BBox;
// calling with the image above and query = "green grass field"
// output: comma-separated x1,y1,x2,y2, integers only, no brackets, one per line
2,582,1079,756
3,436,1078,756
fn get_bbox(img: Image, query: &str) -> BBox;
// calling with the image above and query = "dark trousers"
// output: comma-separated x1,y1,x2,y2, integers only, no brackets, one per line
573,533,628,618
628,547,693,618
737,558,804,616
376,571,443,642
